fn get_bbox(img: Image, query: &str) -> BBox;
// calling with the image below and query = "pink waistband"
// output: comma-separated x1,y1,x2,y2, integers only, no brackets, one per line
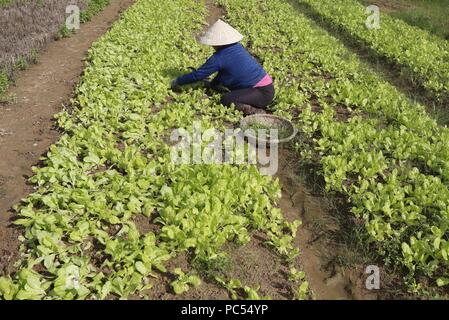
254,74,273,88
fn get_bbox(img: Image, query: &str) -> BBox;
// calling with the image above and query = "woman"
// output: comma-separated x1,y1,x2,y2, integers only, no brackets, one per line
171,20,275,115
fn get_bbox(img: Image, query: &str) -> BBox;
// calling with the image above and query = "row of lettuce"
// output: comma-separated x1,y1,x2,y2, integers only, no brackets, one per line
0,0,303,299
218,0,449,293
296,0,449,103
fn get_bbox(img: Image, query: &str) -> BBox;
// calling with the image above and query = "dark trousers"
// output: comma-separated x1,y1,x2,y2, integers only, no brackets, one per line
220,84,275,110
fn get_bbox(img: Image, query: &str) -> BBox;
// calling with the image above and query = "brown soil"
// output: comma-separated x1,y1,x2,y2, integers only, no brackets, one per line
0,0,135,275
140,253,228,300
142,235,299,300
224,235,292,299
205,0,224,25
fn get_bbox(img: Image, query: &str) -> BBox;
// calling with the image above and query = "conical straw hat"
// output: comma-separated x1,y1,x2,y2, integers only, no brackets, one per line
198,19,244,46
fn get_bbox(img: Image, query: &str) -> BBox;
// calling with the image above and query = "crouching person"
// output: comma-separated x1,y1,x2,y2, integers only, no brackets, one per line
171,20,275,115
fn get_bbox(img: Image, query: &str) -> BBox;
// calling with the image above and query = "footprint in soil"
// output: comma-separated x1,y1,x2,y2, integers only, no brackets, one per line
0,187,6,198
0,129,13,137
0,175,14,186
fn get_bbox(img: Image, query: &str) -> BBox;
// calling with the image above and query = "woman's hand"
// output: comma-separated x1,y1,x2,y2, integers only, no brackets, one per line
201,80,213,89
170,79,179,89
204,81,228,93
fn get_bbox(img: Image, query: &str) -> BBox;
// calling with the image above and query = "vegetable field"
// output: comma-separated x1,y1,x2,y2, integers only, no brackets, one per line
1,0,449,300
298,0,449,103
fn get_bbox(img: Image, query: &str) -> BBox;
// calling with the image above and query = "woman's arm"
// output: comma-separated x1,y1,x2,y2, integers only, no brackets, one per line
175,56,220,86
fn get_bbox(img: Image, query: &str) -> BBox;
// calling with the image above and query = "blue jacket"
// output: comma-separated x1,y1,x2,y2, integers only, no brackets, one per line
176,43,267,91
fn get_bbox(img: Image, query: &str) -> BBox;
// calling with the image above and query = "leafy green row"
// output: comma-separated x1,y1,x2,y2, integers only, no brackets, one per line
297,0,449,102
80,0,110,23
0,0,16,7
0,0,301,300
218,0,449,293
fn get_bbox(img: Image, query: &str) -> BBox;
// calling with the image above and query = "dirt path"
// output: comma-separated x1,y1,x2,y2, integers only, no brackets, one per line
205,0,223,25
0,0,135,275
276,147,380,300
